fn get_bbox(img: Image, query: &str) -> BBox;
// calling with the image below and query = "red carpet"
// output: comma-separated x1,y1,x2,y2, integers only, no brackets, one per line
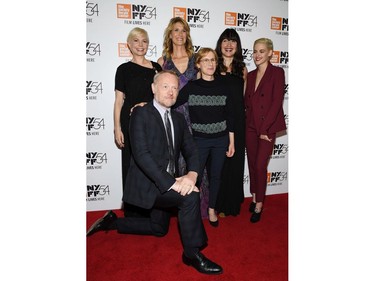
87,193,288,281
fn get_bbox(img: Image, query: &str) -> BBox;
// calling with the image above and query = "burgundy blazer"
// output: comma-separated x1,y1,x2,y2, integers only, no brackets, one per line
245,62,286,136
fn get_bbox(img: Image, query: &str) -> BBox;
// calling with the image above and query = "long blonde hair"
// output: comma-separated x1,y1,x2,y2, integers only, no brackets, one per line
162,17,194,60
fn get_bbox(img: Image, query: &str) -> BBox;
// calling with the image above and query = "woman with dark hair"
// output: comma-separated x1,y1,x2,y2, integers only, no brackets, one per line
214,28,248,216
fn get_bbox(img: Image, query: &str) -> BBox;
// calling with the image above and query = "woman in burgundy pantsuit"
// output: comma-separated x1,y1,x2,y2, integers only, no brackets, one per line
245,38,286,223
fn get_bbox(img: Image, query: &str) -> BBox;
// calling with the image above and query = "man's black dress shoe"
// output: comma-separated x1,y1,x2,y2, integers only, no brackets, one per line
182,252,223,275
249,202,256,213
250,208,262,223
86,210,117,237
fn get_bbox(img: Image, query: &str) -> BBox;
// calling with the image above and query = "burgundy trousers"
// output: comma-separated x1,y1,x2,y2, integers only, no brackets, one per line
245,130,276,202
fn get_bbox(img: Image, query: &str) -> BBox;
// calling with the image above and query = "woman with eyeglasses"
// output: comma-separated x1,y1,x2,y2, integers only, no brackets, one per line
173,48,235,227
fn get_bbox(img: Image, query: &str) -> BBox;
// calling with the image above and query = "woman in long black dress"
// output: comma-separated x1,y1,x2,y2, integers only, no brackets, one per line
214,28,248,216
114,27,162,217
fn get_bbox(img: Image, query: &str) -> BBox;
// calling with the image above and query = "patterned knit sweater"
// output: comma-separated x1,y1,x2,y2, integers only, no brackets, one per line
173,76,234,138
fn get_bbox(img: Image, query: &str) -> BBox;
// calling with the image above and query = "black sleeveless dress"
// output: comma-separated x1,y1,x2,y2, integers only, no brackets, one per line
215,73,246,216
115,61,162,193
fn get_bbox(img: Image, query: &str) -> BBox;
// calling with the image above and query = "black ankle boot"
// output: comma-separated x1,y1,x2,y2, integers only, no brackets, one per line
249,202,256,213
250,208,262,223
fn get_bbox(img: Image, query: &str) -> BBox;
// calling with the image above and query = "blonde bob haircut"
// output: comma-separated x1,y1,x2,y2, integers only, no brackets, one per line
253,38,274,51
127,27,149,43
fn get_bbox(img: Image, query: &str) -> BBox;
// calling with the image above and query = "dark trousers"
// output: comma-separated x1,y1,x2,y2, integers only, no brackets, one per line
116,190,207,256
122,136,150,217
246,130,275,202
194,135,228,209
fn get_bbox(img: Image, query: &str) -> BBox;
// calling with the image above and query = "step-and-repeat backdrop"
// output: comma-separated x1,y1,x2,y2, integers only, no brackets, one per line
86,0,288,211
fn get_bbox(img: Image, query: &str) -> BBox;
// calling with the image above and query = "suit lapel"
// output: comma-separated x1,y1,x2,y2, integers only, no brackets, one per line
255,62,272,94
148,103,167,135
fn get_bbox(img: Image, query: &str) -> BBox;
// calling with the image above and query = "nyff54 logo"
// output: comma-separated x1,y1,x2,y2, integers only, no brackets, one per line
86,81,103,100
86,117,105,131
242,48,253,62
284,114,289,127
273,144,288,156
117,4,156,20
267,171,288,184
86,1,99,17
225,12,257,27
86,42,101,56
284,83,289,100
86,152,108,166
87,184,110,198
193,45,201,53
173,7,210,23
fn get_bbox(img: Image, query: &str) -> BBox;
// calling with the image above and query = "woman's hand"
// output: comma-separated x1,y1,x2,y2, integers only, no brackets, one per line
226,132,235,157
130,102,147,114
114,129,125,148
260,134,272,142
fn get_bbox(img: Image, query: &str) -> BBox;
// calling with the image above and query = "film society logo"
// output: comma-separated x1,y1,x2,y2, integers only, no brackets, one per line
86,80,103,100
117,4,156,25
225,11,258,32
86,152,108,170
86,41,101,63
270,16,289,35
267,171,287,186
118,43,157,58
87,184,110,201
270,50,288,69
173,7,210,28
86,1,99,23
272,143,288,159
86,117,105,136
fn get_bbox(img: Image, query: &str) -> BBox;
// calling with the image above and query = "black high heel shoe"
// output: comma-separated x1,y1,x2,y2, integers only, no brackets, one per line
207,209,219,227
249,202,256,213
250,208,262,223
